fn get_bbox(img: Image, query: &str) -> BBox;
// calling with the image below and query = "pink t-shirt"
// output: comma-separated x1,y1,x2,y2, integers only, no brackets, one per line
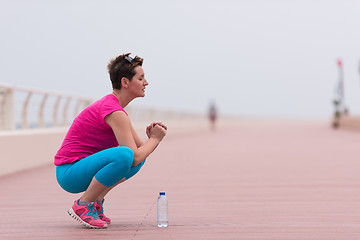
54,94,127,165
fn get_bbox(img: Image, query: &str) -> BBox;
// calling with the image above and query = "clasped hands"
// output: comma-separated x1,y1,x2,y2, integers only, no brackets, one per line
146,121,167,140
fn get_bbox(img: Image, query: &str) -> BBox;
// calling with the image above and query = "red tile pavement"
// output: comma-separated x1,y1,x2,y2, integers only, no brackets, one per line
1,120,360,240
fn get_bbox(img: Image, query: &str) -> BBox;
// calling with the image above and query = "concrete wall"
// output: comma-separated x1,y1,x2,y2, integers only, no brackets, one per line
0,116,239,177
0,128,68,176
0,119,209,177
0,119,208,177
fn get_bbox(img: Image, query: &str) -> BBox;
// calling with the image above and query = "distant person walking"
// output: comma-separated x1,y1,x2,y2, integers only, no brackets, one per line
54,53,167,229
208,101,217,131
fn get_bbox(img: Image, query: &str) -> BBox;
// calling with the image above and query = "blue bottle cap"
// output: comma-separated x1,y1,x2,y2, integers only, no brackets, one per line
159,192,165,195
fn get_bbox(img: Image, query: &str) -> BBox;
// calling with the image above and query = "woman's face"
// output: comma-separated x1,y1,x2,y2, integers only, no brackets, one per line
128,66,148,98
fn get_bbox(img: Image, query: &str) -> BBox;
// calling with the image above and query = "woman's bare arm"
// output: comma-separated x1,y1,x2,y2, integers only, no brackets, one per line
105,111,166,166
129,121,144,147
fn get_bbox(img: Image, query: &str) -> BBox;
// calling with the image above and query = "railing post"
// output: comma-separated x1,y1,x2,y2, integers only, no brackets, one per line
62,97,71,126
38,94,48,128
22,91,32,129
0,88,15,130
53,96,61,127
74,99,81,119
83,99,92,108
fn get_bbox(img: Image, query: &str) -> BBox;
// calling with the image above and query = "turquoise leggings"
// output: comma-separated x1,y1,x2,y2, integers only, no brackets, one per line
56,146,145,193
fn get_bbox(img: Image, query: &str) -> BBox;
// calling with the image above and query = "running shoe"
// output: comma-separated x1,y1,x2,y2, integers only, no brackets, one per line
95,199,111,224
67,199,107,229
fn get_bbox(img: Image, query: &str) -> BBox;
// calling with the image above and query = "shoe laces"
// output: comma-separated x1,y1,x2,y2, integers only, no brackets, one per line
85,203,100,219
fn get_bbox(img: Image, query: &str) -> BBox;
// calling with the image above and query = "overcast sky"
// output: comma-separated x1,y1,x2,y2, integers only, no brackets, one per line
1,0,360,119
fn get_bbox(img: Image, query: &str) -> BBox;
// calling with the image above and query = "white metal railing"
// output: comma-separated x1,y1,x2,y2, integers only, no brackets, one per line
0,83,92,130
0,83,206,131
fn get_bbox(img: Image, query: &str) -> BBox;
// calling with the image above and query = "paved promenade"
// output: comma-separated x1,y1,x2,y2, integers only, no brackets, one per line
1,120,360,239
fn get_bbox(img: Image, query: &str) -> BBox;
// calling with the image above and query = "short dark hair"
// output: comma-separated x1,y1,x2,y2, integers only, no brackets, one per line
107,53,143,89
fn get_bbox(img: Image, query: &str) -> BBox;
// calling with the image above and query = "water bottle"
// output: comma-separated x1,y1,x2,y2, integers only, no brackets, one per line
157,192,168,227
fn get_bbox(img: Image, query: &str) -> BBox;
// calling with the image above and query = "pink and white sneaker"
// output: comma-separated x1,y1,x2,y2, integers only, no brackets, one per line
67,199,107,229
95,199,111,224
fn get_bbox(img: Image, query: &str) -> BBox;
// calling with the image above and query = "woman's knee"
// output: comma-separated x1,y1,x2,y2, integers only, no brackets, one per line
112,146,134,168
95,147,135,187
